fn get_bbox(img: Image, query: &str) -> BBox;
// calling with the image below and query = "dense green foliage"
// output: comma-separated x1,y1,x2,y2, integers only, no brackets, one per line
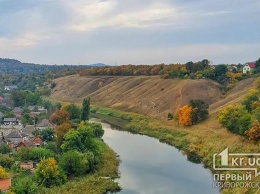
14,147,54,162
189,99,209,124
59,151,89,176
11,176,37,194
81,98,90,121
0,144,11,154
35,158,66,188
218,104,252,135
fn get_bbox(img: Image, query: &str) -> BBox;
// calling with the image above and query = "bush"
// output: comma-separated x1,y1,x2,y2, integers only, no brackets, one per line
11,177,37,194
0,166,10,179
218,104,252,135
59,151,88,177
0,155,15,169
36,158,66,188
0,144,11,154
245,121,260,141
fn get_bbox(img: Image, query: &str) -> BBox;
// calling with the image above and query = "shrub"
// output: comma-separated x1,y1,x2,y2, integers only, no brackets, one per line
245,121,260,142
0,166,10,179
218,104,252,135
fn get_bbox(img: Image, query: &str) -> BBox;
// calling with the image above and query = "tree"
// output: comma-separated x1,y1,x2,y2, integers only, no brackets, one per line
90,122,104,138
11,177,37,194
245,121,260,141
178,105,193,126
11,90,25,107
167,113,173,120
63,104,80,120
50,109,70,125
59,151,88,177
61,123,100,153
35,158,66,188
0,165,10,179
189,99,209,124
81,98,90,121
0,144,11,154
254,58,260,73
214,64,228,77
21,111,33,126
40,128,54,142
201,59,210,69
54,122,72,148
185,61,194,75
0,155,15,169
30,148,54,162
242,89,259,112
218,104,252,135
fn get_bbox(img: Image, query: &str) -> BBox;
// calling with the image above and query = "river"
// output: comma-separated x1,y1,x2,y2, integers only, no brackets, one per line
90,118,219,194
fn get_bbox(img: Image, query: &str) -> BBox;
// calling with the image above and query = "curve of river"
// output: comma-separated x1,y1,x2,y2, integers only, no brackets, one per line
91,118,219,194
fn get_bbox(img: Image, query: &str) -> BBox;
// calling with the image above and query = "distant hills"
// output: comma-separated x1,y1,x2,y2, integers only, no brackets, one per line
0,58,110,75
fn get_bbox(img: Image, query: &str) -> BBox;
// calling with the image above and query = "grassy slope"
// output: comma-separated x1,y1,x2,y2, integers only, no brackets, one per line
50,75,223,119
37,143,120,194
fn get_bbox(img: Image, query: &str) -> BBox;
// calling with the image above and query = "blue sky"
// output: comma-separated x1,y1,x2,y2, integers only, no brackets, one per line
0,0,259,65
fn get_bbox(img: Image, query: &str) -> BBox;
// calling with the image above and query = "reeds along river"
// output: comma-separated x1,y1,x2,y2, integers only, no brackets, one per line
90,118,219,194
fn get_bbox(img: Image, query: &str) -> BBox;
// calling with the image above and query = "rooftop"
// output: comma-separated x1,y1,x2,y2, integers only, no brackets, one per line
6,130,28,139
37,119,53,128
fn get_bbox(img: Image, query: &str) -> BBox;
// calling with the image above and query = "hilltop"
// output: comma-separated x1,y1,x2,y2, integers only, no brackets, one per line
49,74,256,119
0,58,109,75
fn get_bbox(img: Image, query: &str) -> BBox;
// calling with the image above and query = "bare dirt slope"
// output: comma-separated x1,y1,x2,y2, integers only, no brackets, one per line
50,75,256,119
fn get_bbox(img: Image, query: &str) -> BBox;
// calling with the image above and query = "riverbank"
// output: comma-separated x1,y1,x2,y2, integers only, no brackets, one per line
91,106,260,194
37,143,121,194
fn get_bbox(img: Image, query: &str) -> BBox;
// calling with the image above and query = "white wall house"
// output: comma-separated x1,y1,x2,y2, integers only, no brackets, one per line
243,62,256,74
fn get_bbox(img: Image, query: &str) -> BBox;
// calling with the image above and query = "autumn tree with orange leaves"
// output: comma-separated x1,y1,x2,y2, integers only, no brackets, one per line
50,109,70,125
178,105,193,126
245,120,260,142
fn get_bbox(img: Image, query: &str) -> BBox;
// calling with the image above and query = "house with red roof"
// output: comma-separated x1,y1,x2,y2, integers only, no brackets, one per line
243,62,256,74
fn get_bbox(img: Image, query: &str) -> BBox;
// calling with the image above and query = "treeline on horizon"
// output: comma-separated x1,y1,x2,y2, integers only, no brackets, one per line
0,58,104,75
77,59,249,79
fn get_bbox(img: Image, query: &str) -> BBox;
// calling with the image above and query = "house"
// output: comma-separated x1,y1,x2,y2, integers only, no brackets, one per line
20,161,34,171
4,85,18,91
16,140,33,151
13,107,22,118
36,119,53,130
243,62,256,74
3,118,19,126
23,125,36,138
6,130,28,147
28,106,47,113
31,136,43,147
228,65,237,72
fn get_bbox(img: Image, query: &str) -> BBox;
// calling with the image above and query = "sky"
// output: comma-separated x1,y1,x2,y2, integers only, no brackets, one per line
0,0,259,65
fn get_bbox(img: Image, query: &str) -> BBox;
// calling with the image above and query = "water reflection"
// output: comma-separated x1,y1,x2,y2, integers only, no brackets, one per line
91,118,219,194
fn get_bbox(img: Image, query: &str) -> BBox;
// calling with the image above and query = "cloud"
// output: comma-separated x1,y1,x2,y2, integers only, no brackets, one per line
0,0,259,65
66,1,180,32
0,33,49,51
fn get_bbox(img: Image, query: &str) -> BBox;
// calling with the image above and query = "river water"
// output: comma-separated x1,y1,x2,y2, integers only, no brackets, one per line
91,118,219,194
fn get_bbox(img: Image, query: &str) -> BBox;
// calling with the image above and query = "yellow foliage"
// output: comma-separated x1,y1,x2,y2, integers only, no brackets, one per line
0,165,10,179
180,66,187,73
178,105,192,126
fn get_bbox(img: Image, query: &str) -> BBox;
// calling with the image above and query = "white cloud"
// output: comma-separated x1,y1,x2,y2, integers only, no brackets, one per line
67,1,180,31
0,33,49,51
